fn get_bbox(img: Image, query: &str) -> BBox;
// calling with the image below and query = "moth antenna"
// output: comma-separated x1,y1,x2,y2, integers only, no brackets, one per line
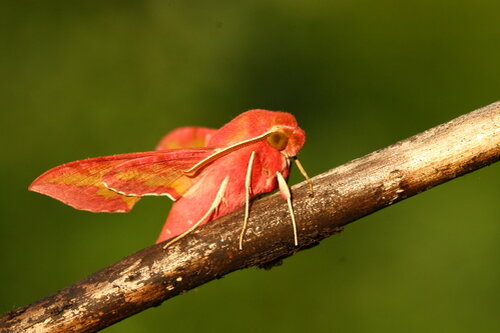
239,151,256,250
294,157,313,195
163,176,229,249
276,171,298,246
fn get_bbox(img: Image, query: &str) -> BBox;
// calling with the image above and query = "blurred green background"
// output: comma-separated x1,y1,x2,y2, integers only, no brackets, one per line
1,1,498,332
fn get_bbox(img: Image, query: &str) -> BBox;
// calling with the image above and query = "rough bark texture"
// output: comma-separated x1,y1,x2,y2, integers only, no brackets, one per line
1,101,499,333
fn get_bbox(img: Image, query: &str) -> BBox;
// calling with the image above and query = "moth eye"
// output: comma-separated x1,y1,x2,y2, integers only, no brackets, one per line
267,131,289,151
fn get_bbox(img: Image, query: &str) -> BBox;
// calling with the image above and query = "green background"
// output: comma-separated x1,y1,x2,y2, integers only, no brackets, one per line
1,1,498,332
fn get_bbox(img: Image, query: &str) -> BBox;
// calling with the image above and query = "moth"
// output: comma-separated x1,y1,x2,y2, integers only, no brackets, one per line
29,110,309,249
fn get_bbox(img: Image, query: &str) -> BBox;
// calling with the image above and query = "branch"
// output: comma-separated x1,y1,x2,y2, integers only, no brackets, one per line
1,102,499,333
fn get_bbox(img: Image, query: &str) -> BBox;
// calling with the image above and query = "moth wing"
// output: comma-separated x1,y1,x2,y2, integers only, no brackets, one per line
29,152,160,213
102,149,214,199
156,127,217,150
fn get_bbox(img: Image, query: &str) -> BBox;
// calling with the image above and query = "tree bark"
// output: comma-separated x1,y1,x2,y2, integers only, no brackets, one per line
1,101,499,333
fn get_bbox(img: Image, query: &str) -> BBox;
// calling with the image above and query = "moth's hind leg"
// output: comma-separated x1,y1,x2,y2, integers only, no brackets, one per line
163,176,229,249
293,157,313,195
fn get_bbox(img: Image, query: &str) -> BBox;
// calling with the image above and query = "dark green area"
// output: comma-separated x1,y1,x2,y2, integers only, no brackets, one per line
1,1,498,332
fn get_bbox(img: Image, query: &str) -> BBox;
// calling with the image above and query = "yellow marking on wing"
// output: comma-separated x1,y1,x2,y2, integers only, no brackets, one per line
122,195,139,209
95,187,120,199
48,172,101,186
165,138,205,149
167,177,193,195
141,175,193,196
96,187,139,208
114,170,141,181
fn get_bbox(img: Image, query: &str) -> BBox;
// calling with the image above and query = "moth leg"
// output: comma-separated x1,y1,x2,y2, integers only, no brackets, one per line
163,176,229,249
238,151,256,250
276,171,298,246
294,157,313,195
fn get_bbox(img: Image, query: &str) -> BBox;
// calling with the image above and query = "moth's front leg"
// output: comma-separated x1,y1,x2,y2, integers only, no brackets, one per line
276,171,298,246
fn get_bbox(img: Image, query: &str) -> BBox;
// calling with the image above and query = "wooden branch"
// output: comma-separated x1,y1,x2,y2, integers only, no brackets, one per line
1,101,499,333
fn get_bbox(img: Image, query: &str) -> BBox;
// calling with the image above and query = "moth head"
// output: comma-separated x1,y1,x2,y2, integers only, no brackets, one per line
267,126,305,158
267,130,289,151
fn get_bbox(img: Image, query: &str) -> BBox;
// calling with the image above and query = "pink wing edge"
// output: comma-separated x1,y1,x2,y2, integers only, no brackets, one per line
29,152,161,213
